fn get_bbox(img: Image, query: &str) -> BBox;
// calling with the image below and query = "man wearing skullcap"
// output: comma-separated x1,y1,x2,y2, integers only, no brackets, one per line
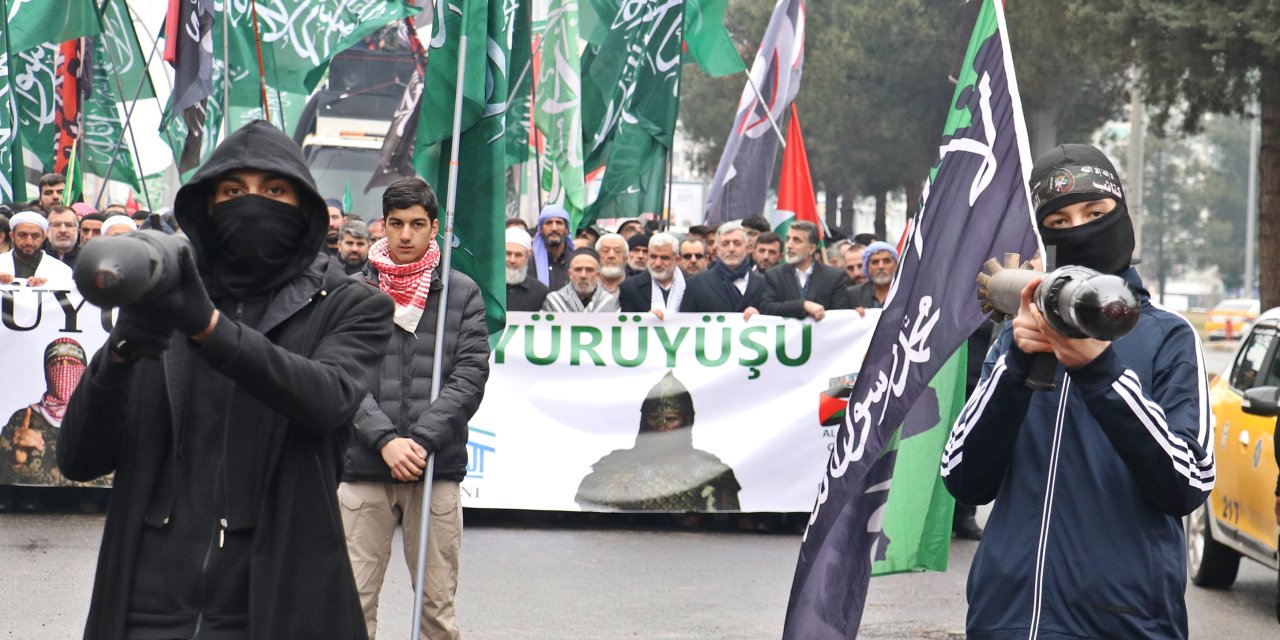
504,226,550,312
0,211,74,286
541,247,619,313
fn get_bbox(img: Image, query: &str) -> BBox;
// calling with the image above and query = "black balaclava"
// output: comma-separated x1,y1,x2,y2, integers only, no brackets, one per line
174,120,330,302
1029,143,1133,274
207,194,311,299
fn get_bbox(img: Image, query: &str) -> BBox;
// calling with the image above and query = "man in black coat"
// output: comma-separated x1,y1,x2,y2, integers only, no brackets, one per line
759,220,852,320
58,120,394,640
681,221,764,314
619,232,686,316
504,226,549,312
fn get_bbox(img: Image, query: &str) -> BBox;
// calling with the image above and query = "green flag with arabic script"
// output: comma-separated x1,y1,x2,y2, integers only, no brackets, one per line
534,0,586,229
580,0,683,225
414,0,509,334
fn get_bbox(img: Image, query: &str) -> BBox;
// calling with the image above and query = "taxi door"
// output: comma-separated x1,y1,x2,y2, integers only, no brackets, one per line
1218,324,1280,554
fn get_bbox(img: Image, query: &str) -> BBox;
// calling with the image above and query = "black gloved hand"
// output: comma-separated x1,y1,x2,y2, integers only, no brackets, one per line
134,245,216,337
108,306,172,361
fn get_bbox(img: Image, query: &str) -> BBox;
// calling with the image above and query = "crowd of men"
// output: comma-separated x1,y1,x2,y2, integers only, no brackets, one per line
0,173,383,292
502,207,900,321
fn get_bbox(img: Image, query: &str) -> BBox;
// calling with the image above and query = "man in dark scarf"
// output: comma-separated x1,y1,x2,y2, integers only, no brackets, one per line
58,120,393,640
681,221,766,316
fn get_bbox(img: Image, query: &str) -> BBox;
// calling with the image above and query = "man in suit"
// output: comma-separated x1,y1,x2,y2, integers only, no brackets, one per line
618,233,686,318
681,221,764,315
759,220,851,321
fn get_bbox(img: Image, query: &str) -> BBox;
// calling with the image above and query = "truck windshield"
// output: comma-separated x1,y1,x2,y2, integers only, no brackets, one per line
304,145,385,220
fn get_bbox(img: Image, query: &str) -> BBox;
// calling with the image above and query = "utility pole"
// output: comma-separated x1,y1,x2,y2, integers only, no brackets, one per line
1244,108,1260,297
1128,71,1146,261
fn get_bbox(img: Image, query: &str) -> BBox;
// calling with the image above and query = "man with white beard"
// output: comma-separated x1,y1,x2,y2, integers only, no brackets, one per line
505,227,550,311
848,240,898,313
618,233,685,319
542,248,620,313
595,233,628,297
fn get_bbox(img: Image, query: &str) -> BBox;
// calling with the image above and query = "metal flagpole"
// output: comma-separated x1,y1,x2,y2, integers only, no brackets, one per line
94,25,164,210
95,11,155,211
410,17,471,640
743,70,786,150
663,139,674,230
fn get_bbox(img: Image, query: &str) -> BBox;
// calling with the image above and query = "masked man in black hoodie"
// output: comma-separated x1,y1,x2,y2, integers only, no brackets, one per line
58,120,394,640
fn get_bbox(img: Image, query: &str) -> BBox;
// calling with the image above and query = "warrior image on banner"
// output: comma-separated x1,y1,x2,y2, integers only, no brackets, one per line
575,371,741,511
0,338,108,487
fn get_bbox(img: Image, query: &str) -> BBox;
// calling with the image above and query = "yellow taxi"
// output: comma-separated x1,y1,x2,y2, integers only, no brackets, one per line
1187,307,1280,588
1204,298,1261,341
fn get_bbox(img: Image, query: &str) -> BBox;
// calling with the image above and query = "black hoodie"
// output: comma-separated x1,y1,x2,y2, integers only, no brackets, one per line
174,119,332,300
59,121,393,640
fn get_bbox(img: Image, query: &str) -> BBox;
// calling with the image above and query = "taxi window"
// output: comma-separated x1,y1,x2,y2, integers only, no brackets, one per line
1229,327,1275,391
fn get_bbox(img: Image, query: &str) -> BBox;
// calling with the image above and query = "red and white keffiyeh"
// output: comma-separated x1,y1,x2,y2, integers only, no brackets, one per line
367,237,442,332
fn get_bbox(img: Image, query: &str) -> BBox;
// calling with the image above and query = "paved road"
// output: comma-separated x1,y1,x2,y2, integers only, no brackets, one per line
0,343,1265,638
1,507,1274,639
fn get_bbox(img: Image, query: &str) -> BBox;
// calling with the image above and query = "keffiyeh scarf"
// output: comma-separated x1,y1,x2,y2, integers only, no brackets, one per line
367,238,442,332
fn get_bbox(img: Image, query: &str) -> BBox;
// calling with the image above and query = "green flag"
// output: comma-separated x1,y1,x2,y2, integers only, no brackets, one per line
871,347,966,575
581,0,683,225
215,0,416,105
81,34,141,191
504,0,533,168
6,0,101,53
414,0,508,335
12,43,59,173
0,2,27,203
684,0,745,77
534,0,586,230
342,182,353,213
97,0,155,101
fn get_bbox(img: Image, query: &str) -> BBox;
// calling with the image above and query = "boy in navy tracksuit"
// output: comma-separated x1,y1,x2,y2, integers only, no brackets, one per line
941,144,1214,639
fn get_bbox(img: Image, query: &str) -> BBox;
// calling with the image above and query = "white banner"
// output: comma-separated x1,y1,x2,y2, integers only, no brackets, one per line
462,311,878,512
0,283,111,487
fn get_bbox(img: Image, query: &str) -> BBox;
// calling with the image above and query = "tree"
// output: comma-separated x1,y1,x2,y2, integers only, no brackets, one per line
1118,0,1280,307
680,0,959,236
1003,1,1131,156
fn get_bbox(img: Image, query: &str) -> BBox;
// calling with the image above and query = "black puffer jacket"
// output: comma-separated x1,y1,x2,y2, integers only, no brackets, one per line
343,265,490,483
58,120,394,640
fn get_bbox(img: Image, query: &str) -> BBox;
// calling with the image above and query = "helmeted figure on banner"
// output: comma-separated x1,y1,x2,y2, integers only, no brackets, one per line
0,338,106,487
576,371,741,511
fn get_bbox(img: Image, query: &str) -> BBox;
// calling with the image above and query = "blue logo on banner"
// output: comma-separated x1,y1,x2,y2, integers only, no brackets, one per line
467,427,496,480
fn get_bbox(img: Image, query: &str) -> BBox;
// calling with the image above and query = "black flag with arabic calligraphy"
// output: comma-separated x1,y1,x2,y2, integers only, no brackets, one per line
782,1,1040,638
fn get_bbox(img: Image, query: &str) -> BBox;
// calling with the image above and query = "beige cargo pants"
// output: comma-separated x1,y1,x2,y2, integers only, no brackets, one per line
338,480,462,640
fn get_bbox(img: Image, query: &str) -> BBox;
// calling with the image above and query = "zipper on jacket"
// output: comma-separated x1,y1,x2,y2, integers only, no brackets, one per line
1028,376,1071,640
192,519,219,638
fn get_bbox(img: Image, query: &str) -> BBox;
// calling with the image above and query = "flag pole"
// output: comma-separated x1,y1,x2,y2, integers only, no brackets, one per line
663,142,674,231
743,70,786,150
93,25,164,210
221,6,230,141
94,7,156,211
410,16,472,640
528,33,545,210
248,0,272,122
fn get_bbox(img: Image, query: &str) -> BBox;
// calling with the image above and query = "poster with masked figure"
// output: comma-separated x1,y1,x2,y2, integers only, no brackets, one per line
0,283,111,487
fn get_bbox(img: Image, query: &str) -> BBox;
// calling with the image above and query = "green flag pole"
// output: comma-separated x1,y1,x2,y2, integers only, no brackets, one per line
92,18,163,209
410,4,473,638
526,31,544,210
94,2,154,210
